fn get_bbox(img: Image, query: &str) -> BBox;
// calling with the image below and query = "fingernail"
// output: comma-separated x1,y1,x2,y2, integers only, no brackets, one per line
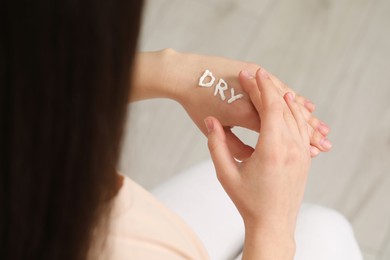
318,124,329,135
287,92,295,101
259,68,270,79
319,122,330,133
241,70,254,80
204,118,214,133
320,138,332,150
310,146,319,156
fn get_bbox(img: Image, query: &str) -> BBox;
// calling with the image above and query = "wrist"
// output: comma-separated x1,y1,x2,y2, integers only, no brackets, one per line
243,221,296,260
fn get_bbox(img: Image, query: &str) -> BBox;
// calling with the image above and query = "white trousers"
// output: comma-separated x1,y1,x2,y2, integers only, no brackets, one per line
152,160,363,260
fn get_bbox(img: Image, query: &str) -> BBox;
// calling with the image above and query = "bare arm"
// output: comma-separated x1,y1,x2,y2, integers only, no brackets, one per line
129,49,331,159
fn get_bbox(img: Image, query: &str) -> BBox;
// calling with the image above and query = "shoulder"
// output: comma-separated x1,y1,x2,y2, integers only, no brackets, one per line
102,175,209,260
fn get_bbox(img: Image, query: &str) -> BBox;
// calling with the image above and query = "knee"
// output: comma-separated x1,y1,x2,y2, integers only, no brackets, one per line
298,204,354,236
295,204,362,260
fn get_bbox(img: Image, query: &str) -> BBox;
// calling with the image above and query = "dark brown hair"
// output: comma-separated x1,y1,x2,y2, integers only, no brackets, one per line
0,0,143,259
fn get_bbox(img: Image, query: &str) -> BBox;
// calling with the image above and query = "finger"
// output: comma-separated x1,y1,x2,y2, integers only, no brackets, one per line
239,70,263,116
291,95,315,114
318,121,330,136
267,72,293,98
224,127,254,161
255,68,285,118
303,111,330,136
311,130,333,151
306,115,332,152
315,120,330,136
205,117,239,189
284,92,310,145
310,146,320,158
304,99,316,113
298,106,331,152
307,123,331,153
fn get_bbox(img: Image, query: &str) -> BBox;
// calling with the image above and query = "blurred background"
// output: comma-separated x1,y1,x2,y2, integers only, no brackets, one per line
118,0,390,259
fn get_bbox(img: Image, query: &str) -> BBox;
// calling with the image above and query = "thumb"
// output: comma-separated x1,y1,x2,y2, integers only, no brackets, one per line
204,117,239,188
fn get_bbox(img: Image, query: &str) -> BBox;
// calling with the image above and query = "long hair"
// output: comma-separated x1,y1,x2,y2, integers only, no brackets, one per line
0,0,143,259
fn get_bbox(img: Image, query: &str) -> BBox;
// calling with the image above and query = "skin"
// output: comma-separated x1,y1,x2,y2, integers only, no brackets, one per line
130,49,331,160
129,49,331,258
205,68,311,259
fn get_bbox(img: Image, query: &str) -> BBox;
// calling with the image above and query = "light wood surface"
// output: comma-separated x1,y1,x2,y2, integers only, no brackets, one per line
118,0,390,258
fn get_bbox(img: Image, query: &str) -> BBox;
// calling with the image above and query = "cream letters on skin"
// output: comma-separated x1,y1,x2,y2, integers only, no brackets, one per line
198,69,244,104
227,88,244,104
198,69,216,87
214,79,228,101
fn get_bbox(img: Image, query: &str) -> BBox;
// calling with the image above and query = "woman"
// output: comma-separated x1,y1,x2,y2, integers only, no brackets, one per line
1,0,361,259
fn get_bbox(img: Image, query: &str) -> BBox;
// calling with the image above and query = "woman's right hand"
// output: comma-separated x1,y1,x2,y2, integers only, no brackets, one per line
204,68,311,260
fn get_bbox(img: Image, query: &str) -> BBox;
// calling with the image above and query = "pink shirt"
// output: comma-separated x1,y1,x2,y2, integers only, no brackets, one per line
100,176,209,259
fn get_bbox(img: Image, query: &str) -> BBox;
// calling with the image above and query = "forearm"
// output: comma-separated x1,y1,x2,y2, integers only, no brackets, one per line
130,49,195,102
129,49,255,103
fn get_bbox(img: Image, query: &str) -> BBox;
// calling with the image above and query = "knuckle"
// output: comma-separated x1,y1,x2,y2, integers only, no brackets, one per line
287,145,301,159
264,150,282,166
314,131,325,143
285,143,310,164
207,139,219,154
302,122,310,134
265,101,284,114
309,116,320,127
307,124,315,136
262,140,311,171
300,104,311,120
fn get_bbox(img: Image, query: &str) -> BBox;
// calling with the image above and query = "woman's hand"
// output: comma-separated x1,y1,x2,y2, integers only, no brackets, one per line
165,51,330,159
205,68,311,260
130,50,331,159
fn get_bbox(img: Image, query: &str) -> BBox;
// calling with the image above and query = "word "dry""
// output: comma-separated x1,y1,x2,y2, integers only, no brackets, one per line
198,69,244,104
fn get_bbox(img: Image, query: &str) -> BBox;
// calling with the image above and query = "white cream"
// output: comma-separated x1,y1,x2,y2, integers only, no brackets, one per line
198,69,215,88
227,88,244,104
198,69,244,104
214,78,228,101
